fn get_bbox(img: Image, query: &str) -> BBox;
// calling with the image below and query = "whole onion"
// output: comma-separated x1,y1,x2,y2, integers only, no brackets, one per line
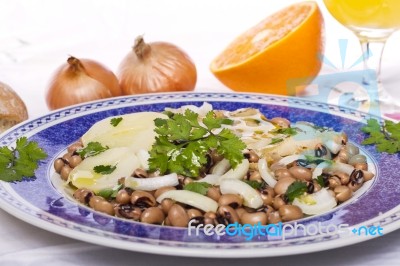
46,56,122,110
118,36,197,94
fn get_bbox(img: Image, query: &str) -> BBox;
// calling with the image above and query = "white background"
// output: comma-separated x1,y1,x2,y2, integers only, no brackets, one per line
0,0,399,265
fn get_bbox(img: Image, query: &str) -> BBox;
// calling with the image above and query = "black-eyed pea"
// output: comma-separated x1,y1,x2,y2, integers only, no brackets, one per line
93,199,114,216
115,205,141,220
348,181,362,192
249,171,262,182
132,168,148,178
273,195,286,210
240,212,268,225
168,204,189,227
354,163,368,171
62,153,72,164
312,180,322,192
131,191,156,207
161,199,174,215
328,176,341,189
362,170,375,181
235,207,247,218
187,208,203,219
60,165,72,181
333,172,350,185
289,166,312,181
204,211,217,225
73,188,93,204
274,176,296,195
67,142,83,153
206,186,221,202
270,117,290,128
217,205,240,224
334,185,352,202
89,195,105,209
54,158,65,173
164,216,172,226
268,211,282,224
140,207,165,224
245,150,259,163
260,187,275,206
279,205,303,221
218,194,243,209
69,155,82,168
274,168,293,180
115,189,131,204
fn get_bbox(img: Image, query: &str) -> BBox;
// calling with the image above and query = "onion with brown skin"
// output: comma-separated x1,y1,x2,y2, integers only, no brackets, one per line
46,56,121,110
118,36,197,94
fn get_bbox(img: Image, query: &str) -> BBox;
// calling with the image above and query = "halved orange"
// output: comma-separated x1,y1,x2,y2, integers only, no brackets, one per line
210,1,324,95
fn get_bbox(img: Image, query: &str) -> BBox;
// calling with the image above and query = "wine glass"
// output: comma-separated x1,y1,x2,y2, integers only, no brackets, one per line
323,0,400,113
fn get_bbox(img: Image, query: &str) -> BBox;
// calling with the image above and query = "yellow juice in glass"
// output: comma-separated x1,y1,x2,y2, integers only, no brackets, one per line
324,0,400,30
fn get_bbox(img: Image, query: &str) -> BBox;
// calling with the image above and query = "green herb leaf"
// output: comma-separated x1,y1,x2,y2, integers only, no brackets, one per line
304,155,333,165
203,111,233,130
216,128,246,169
76,142,109,159
183,182,212,195
97,184,122,199
0,137,48,182
285,181,307,202
271,127,298,136
149,109,246,177
243,180,262,189
270,138,284,145
361,119,400,154
93,164,117,175
110,117,123,127
316,175,327,188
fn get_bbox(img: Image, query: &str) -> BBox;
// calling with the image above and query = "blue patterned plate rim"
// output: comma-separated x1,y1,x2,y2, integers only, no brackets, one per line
0,92,399,258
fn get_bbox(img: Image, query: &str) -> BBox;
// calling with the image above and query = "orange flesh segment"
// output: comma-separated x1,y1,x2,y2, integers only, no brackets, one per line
214,4,312,68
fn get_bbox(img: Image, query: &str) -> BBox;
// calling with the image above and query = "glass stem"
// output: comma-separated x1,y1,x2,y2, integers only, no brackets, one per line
360,40,386,89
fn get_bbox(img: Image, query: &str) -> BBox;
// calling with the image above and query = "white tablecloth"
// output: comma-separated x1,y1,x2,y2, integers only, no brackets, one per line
0,0,399,265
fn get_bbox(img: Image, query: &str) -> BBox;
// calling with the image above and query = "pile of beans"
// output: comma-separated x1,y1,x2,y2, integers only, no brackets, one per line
54,117,374,228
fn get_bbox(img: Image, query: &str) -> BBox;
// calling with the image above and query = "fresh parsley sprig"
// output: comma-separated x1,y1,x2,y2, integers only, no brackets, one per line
0,137,47,182
285,181,307,202
110,117,123,127
76,142,109,159
362,119,400,154
93,164,117,175
183,182,212,195
96,184,123,199
148,109,246,177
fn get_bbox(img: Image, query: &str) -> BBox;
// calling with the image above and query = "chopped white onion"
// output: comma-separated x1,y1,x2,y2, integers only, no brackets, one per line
293,188,337,215
125,173,179,191
219,179,263,209
258,159,277,187
329,162,355,176
293,122,317,133
211,159,231,175
312,161,332,179
165,102,213,117
136,149,150,170
217,159,249,184
278,154,306,166
324,139,341,154
156,190,218,213
195,174,220,185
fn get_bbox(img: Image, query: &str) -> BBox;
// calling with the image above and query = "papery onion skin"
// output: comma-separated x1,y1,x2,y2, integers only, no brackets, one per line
118,36,197,94
46,56,122,110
